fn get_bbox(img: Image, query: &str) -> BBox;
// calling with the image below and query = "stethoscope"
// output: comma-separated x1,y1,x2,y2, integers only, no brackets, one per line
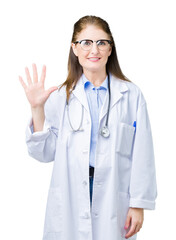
66,72,111,138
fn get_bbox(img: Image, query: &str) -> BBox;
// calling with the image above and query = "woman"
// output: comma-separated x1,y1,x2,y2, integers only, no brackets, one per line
19,15,157,240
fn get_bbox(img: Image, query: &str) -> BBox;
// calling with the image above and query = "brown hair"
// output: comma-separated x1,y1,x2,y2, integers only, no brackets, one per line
59,15,130,103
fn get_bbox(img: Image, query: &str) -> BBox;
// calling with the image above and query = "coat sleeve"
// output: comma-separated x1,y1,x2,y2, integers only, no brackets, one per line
25,90,60,163
129,93,157,210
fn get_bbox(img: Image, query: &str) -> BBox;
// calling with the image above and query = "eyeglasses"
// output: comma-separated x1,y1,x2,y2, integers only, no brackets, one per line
73,39,113,51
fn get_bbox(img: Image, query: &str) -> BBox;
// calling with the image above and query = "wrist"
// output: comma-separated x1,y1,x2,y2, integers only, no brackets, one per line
31,106,45,132
31,105,44,114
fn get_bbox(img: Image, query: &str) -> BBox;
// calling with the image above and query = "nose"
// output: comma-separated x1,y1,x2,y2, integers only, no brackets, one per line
90,42,99,54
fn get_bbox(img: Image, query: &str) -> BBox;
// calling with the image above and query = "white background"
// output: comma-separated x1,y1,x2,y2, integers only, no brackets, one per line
0,0,175,239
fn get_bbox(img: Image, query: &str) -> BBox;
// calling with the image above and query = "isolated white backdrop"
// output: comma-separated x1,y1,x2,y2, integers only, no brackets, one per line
0,0,175,239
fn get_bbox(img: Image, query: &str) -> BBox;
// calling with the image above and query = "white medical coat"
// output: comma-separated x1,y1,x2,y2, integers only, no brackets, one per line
26,74,157,240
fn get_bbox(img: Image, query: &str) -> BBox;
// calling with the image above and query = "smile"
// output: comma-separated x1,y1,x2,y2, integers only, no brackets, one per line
88,58,101,62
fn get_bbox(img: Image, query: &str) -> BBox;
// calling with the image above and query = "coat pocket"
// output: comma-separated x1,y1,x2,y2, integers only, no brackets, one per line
44,187,63,233
116,123,135,157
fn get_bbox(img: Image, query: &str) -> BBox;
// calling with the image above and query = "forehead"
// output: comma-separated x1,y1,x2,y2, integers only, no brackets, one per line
77,25,109,40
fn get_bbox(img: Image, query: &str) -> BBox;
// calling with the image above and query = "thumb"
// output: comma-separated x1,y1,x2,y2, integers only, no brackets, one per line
46,86,58,98
124,214,131,230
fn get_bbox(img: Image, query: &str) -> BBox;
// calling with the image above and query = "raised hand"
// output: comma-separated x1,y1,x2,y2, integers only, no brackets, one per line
19,63,58,108
19,63,58,132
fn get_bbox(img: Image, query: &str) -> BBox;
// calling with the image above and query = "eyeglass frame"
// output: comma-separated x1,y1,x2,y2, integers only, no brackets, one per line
73,39,113,51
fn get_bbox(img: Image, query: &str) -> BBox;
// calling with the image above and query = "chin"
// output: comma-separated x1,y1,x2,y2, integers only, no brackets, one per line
83,64,106,73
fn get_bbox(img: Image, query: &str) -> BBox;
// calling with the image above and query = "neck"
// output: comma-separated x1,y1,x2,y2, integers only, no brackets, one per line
83,69,107,87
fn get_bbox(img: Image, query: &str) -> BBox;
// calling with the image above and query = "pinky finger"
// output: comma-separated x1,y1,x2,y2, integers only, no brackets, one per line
19,76,27,90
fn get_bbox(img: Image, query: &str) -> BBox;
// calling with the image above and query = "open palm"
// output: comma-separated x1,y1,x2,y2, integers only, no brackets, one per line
19,63,58,108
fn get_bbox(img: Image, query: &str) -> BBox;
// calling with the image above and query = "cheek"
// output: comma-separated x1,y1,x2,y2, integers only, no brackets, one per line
101,54,110,63
77,53,88,64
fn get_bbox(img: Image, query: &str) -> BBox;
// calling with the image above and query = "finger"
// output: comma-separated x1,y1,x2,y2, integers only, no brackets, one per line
124,215,131,230
45,86,58,98
19,76,27,90
40,64,46,83
32,63,38,83
135,224,142,234
25,67,32,85
125,224,137,239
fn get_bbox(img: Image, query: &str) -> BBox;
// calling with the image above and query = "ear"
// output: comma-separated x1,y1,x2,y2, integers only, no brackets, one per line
71,43,78,57
108,46,112,57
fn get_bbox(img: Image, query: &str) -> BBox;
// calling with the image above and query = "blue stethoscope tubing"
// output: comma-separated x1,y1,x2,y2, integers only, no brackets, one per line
66,72,111,138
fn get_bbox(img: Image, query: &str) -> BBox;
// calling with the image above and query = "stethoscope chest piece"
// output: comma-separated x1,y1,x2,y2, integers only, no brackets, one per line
100,126,110,138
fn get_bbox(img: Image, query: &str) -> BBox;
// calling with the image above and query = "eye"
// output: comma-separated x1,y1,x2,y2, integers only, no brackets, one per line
97,40,107,46
82,40,92,46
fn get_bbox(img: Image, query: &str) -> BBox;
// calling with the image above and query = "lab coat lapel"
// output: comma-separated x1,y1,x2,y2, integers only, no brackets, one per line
71,75,90,114
71,74,129,124
99,74,129,124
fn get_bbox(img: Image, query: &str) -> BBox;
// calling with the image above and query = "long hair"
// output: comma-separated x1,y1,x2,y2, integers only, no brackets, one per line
59,15,130,103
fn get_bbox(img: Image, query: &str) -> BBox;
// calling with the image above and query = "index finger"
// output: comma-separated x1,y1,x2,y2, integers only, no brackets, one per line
40,65,46,83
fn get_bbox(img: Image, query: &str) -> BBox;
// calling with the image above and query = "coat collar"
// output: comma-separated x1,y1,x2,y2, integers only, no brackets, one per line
71,73,129,123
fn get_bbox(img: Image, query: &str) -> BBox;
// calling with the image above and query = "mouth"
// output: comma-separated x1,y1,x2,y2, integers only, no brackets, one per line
87,57,101,62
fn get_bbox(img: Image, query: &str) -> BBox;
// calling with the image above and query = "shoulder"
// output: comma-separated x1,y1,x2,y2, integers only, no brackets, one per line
126,81,146,103
44,84,66,122
46,84,66,106
126,81,147,107
111,75,146,107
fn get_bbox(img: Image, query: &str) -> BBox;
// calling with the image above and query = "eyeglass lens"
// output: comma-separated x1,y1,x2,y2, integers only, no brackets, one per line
80,40,110,50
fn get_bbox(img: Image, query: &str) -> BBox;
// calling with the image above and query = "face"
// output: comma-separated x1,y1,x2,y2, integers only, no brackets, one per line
71,25,112,74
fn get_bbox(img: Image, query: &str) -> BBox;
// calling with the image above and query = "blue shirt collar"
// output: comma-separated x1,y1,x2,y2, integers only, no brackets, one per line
82,73,108,90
